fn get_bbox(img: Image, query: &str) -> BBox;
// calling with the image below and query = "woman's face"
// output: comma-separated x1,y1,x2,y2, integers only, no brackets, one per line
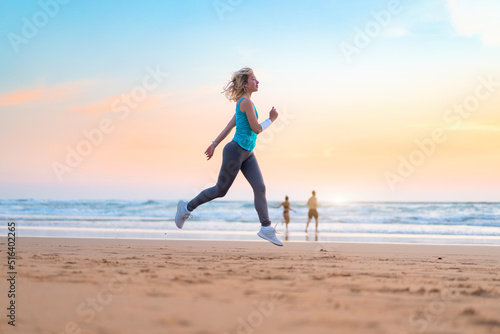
245,73,259,93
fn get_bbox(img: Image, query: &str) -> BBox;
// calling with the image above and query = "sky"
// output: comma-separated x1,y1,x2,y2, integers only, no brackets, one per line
1,0,500,202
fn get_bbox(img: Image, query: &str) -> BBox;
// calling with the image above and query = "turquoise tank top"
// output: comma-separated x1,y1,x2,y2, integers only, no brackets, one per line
233,97,258,151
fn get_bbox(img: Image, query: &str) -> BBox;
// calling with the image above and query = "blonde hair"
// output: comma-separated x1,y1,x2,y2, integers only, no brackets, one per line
222,67,253,102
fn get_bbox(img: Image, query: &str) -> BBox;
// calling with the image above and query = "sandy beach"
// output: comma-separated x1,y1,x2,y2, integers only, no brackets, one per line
1,237,499,334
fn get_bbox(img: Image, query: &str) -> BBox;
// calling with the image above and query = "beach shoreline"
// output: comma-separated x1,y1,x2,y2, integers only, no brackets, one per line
4,200,500,246
1,237,499,333
15,226,500,246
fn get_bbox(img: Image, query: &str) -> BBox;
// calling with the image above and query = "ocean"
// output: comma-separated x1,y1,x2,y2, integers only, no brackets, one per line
1,199,500,245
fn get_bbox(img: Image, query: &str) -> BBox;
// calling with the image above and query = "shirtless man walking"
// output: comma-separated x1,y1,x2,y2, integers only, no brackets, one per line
305,190,319,233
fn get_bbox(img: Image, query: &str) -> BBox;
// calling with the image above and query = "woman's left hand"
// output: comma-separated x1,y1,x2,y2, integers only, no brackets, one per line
205,144,216,160
269,107,278,122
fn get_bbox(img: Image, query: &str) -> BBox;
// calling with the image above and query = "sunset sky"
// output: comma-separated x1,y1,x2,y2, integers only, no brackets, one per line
1,0,500,202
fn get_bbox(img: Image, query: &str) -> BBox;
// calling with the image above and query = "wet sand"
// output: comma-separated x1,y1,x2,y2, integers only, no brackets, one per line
0,237,499,334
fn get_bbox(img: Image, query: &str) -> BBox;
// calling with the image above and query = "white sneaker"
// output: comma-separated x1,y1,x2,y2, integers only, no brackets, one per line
257,225,283,246
175,200,191,229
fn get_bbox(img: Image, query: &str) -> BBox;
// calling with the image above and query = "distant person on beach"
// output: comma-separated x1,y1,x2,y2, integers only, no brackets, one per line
175,67,283,246
305,190,319,233
274,196,295,232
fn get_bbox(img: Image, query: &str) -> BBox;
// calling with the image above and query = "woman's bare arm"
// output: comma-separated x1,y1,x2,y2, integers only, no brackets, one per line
240,99,277,134
205,114,236,160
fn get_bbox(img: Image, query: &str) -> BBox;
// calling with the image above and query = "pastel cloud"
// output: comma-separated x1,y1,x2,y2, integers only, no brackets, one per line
447,0,500,46
70,93,169,115
68,85,217,116
0,81,86,106
0,88,44,106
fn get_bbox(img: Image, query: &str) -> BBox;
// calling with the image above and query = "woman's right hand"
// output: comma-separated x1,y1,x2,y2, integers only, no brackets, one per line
205,144,216,160
269,107,278,122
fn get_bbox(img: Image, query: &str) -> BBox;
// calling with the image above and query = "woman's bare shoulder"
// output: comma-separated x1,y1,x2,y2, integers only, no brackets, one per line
240,98,253,111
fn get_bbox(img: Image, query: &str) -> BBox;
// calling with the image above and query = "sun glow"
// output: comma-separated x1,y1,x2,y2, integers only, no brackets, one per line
331,196,348,205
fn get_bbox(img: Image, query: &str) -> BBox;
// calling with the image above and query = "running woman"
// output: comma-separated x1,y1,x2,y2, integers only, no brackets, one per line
275,196,295,232
175,67,283,246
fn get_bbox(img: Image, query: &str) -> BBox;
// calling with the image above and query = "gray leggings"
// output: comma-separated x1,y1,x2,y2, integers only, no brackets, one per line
187,141,271,226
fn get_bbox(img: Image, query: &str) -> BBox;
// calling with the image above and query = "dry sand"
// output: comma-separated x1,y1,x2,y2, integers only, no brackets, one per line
0,237,499,334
